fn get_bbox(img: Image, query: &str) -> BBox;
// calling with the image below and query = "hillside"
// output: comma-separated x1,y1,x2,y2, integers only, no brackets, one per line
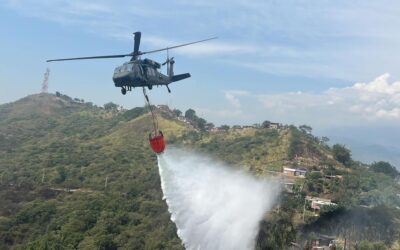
0,94,188,249
1,93,399,249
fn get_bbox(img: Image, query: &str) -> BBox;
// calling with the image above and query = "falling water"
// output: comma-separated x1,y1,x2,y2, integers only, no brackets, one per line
157,148,280,250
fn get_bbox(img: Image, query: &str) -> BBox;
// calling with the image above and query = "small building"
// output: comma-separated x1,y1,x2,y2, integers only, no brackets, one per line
310,235,337,250
242,125,255,129
210,127,222,132
295,168,307,177
157,105,171,113
324,175,343,180
306,196,337,212
283,167,307,177
270,122,281,129
283,167,296,176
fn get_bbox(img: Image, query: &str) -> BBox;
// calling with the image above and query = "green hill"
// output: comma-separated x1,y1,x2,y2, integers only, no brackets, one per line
0,94,186,249
0,93,399,249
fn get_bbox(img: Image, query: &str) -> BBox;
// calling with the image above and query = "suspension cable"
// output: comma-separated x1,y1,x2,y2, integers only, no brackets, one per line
142,87,159,136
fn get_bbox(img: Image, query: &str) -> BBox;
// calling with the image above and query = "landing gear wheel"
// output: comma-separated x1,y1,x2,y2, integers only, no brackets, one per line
148,85,153,90
121,87,127,95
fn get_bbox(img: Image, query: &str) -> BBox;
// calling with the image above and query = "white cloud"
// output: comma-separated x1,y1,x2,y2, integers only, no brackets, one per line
4,0,400,81
257,74,400,125
195,107,245,119
194,90,250,120
224,90,249,108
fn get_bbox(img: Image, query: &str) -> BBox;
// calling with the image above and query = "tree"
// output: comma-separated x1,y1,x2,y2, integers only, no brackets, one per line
219,125,230,131
55,91,61,97
262,120,271,128
205,122,215,131
196,118,207,131
321,136,330,144
184,109,196,120
55,166,67,184
172,109,182,117
299,124,312,134
332,144,351,166
103,102,118,111
370,161,399,178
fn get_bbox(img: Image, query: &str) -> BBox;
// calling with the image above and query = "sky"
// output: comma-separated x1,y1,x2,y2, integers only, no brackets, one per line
1,0,400,150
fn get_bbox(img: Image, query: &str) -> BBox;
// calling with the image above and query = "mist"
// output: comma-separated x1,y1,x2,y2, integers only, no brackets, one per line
157,148,280,250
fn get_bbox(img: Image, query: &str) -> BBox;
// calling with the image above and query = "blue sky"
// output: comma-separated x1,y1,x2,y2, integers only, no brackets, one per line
1,0,400,137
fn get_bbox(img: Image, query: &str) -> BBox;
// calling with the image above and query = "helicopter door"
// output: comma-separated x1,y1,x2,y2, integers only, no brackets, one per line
148,68,156,80
139,65,145,80
132,64,143,80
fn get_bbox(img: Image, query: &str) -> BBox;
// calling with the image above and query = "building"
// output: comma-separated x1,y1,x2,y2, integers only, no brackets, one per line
324,175,343,180
310,235,337,250
306,196,337,212
157,105,171,113
210,127,222,132
283,167,307,177
296,168,307,177
270,122,281,129
283,167,296,176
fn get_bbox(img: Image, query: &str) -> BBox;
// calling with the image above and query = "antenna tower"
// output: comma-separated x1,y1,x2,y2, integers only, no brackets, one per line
41,68,50,93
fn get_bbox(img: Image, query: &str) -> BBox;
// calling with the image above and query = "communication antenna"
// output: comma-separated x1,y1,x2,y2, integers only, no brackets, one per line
41,68,50,93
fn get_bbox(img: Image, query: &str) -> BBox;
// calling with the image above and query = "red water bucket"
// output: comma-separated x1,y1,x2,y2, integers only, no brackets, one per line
149,133,166,154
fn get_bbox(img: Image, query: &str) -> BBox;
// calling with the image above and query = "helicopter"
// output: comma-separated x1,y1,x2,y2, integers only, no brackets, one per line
47,32,216,95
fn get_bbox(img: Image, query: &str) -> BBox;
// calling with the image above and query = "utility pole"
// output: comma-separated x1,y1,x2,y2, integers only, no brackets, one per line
104,176,108,189
41,68,50,93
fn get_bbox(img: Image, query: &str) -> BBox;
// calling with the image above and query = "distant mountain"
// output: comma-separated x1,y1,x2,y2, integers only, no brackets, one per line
325,134,400,170
350,144,400,169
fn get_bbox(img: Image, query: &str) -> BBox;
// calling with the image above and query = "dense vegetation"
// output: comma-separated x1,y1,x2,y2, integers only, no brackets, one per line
1,93,399,249
0,94,184,249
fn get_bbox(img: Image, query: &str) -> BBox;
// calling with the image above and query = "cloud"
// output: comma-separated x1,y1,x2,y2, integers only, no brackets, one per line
195,107,245,119
3,0,400,81
144,37,258,57
224,90,249,108
257,74,400,125
193,90,249,120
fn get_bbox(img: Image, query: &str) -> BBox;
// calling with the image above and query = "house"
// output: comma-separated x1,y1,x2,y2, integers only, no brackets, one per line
325,175,343,180
242,125,255,129
310,235,337,250
210,127,222,132
270,122,280,129
295,168,307,177
283,167,307,177
283,167,296,176
157,105,171,113
306,196,337,212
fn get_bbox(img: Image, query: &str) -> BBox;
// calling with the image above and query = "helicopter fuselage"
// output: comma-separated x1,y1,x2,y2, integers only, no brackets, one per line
112,59,170,89
112,58,191,94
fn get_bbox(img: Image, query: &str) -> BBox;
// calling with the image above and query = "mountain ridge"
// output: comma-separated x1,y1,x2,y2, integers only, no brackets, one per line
0,93,399,249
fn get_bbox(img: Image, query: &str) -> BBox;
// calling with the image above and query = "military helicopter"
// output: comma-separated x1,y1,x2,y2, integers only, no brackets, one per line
47,32,216,95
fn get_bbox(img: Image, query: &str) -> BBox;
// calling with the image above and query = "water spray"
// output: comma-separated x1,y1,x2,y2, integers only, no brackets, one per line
157,148,280,250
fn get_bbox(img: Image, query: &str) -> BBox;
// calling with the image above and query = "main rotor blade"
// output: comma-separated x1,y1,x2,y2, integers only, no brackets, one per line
47,54,132,62
140,37,217,55
133,32,141,55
